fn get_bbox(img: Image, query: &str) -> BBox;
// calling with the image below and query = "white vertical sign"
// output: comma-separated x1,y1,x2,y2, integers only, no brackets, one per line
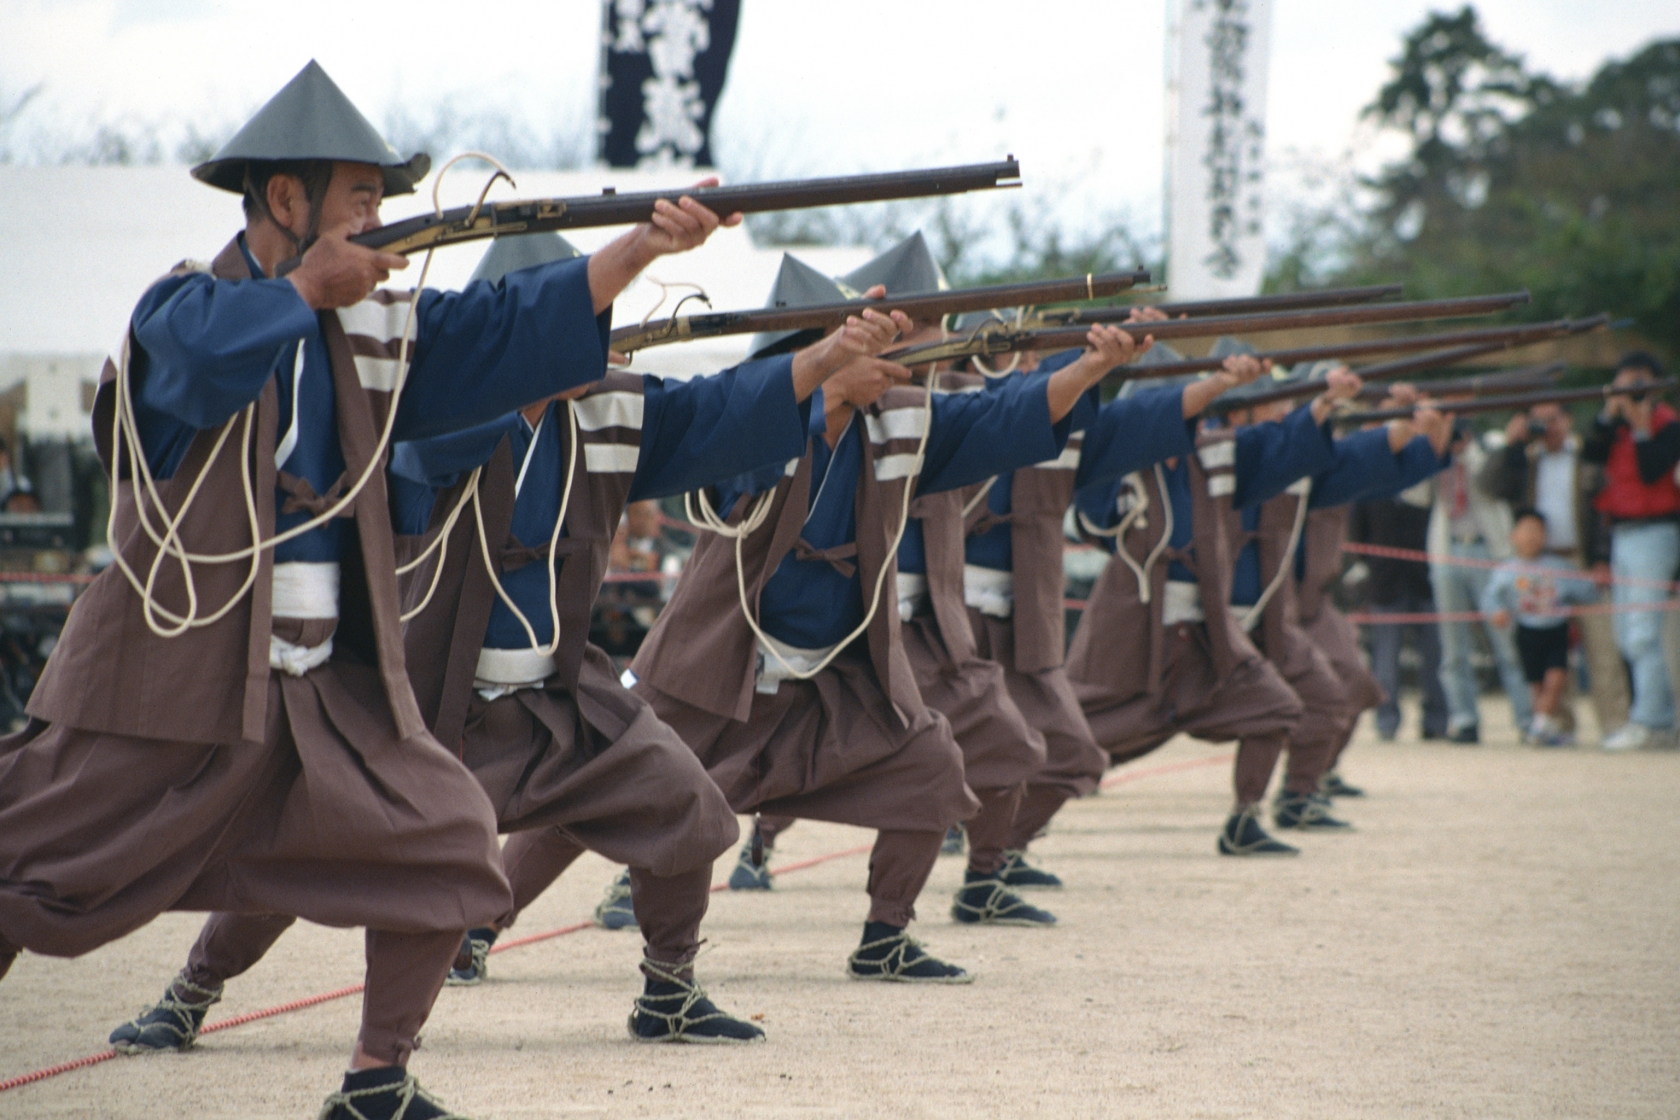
1166,0,1274,301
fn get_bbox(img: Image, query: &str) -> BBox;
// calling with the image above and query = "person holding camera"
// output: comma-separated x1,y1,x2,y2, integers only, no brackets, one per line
1581,352,1680,751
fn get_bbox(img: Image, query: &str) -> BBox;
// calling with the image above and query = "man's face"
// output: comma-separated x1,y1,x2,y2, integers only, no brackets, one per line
317,162,385,236
1613,365,1657,392
1530,403,1570,448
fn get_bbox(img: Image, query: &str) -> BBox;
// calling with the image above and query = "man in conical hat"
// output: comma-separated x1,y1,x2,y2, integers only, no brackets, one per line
1293,375,1452,798
0,60,736,1119
740,242,1276,926
623,235,1154,982
1211,344,1451,836
950,327,1277,889
1067,341,1359,857
99,230,910,1050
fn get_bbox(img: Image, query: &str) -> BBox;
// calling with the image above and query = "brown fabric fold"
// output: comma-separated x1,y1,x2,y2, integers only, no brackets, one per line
0,661,510,958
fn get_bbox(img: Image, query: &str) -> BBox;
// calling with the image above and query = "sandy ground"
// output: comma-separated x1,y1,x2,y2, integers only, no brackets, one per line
3,698,1677,1119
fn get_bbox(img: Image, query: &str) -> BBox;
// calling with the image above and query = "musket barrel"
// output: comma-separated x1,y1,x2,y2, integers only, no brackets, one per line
1109,316,1599,386
885,291,1532,365
609,268,1152,354
1216,354,1572,413
1337,380,1676,424
1058,283,1405,324
275,159,1024,275
1352,362,1565,400
362,159,1023,255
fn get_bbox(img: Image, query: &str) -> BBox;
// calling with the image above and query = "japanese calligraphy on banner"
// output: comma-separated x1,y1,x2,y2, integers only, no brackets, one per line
1166,0,1273,300
598,0,742,168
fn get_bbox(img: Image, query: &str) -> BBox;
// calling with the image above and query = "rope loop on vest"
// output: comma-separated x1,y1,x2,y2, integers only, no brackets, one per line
470,400,579,655
695,369,941,684
1239,478,1312,631
104,155,525,638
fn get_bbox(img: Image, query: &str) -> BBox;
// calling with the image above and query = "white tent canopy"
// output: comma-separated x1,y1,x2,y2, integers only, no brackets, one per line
0,164,873,434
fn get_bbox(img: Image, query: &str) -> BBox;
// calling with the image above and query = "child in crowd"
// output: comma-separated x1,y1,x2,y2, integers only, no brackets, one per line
1483,508,1602,745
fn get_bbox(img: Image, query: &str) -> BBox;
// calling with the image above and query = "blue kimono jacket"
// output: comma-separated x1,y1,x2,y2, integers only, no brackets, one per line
389,358,809,650
718,371,1072,650
127,235,610,566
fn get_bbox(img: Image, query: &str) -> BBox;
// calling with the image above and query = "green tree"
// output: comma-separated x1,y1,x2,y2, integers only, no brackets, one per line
1322,8,1680,361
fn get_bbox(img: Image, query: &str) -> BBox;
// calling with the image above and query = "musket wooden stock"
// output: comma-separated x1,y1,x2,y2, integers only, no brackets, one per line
1108,315,1604,385
276,158,1022,276
1335,380,1677,424
609,268,1152,354
884,291,1530,365
1035,283,1404,326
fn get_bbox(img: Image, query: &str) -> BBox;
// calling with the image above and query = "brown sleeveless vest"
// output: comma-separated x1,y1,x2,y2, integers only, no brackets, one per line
632,386,931,726
30,238,420,745
962,429,1085,674
1064,431,1257,705
1296,506,1349,624
1223,482,1313,665
400,374,645,748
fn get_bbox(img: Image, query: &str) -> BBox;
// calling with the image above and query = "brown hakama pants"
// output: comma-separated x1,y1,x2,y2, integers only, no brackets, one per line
900,613,1045,874
1303,607,1385,772
177,647,737,993
1251,624,1353,797
636,646,979,926
968,609,1109,850
1075,622,1304,808
0,661,510,1063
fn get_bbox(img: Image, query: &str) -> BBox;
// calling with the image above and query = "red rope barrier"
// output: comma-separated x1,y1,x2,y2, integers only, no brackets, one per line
0,571,94,584
0,844,868,1093
1339,540,1679,592
6,746,1240,1098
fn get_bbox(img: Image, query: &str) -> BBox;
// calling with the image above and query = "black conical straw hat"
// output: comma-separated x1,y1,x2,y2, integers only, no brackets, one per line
839,231,947,298
1118,340,1195,398
1211,335,1307,405
192,60,430,196
747,254,850,360
470,232,582,285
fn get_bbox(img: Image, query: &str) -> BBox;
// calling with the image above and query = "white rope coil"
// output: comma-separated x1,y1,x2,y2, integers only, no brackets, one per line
684,369,940,683
106,156,518,638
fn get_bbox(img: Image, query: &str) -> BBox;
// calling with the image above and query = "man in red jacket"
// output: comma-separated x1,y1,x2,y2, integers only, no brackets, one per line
1581,352,1680,751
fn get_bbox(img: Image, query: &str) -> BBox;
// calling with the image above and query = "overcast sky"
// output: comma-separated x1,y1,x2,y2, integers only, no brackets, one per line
4,0,1676,245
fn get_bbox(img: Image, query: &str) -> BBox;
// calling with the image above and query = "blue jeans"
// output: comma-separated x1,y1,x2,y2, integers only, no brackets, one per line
1368,592,1448,738
1431,541,1533,733
1609,521,1679,730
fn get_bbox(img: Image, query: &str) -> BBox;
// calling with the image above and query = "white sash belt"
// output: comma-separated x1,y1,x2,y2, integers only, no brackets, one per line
895,572,927,623
962,564,1015,619
474,646,558,700
1161,579,1205,626
755,634,840,695
269,561,339,676
272,562,340,619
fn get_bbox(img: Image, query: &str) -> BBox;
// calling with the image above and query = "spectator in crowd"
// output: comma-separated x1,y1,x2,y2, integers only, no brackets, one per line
1482,509,1603,746
1581,352,1680,751
1351,481,1449,740
1430,421,1533,742
1483,402,1628,742
0,436,37,513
